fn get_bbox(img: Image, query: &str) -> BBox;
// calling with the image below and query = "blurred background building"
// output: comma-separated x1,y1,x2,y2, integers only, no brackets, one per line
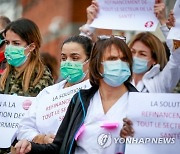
0,0,177,64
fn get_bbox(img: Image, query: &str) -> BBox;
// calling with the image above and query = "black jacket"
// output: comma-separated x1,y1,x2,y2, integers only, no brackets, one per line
29,82,138,154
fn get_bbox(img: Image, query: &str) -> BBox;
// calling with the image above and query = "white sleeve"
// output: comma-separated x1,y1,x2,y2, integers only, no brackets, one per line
157,47,180,92
16,97,40,141
160,24,173,52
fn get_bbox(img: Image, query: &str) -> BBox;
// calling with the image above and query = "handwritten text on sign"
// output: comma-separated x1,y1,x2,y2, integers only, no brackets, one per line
125,93,180,154
90,0,158,31
35,80,91,135
0,94,35,148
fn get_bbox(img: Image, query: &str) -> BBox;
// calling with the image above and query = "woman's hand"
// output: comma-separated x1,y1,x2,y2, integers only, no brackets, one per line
32,134,55,144
154,0,167,25
15,139,31,154
166,10,175,29
120,118,134,138
43,134,55,144
86,0,99,24
79,0,99,39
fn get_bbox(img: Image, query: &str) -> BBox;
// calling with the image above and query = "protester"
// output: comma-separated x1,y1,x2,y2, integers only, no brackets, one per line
121,41,180,137
15,35,92,146
80,0,180,93
0,18,54,96
0,15,11,74
0,18,54,154
128,31,180,93
121,6,180,144
15,35,138,154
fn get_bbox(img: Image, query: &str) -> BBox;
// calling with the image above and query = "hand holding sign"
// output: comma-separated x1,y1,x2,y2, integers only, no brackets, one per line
120,118,134,138
86,0,99,24
167,10,175,28
154,0,166,25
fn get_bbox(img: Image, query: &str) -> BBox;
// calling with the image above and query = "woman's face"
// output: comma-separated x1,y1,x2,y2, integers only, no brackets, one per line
5,30,32,55
131,41,156,67
102,44,125,62
61,42,88,70
100,44,127,73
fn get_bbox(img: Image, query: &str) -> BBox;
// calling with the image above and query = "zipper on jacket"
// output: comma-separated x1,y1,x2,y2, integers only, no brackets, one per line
68,91,86,154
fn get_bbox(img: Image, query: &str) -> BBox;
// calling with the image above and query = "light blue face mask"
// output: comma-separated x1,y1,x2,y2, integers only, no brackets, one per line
102,60,131,87
133,57,149,74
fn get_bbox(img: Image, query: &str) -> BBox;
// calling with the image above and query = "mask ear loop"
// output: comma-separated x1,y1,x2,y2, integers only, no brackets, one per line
24,44,33,57
81,59,89,81
83,59,89,65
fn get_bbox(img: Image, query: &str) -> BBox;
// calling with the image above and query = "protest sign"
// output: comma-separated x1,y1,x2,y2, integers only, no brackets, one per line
125,92,180,154
90,0,158,31
167,0,180,40
35,80,91,135
0,94,35,148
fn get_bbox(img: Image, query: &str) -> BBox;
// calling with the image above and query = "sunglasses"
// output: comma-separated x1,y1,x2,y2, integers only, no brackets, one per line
97,35,126,42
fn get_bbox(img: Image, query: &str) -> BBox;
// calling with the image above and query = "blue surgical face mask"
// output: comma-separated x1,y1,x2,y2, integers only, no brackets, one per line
133,57,149,74
102,60,131,87
5,44,30,67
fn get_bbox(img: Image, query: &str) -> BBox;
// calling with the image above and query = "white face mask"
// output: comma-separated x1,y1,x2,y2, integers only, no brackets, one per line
102,60,131,87
132,57,149,74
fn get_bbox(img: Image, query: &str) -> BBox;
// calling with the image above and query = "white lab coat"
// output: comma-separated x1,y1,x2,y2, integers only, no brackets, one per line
75,90,128,154
160,24,173,52
17,79,91,141
132,48,180,93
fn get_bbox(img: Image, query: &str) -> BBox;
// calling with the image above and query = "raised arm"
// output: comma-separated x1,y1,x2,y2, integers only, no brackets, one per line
79,0,99,39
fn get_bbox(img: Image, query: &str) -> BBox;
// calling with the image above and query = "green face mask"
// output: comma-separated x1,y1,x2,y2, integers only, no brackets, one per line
60,60,87,84
5,45,29,67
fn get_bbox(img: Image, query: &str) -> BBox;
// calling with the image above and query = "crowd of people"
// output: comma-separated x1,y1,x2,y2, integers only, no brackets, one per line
0,0,180,154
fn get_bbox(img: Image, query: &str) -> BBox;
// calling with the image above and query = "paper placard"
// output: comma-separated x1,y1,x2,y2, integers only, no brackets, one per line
0,94,35,148
90,0,158,31
125,92,180,154
35,80,91,135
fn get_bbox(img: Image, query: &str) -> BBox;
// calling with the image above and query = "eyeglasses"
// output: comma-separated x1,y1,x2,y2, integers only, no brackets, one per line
97,35,126,42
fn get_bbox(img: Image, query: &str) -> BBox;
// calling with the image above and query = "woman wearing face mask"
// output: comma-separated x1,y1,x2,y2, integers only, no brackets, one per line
129,32,180,93
14,35,92,147
0,18,54,96
80,0,180,93
0,18,54,154
15,36,138,154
